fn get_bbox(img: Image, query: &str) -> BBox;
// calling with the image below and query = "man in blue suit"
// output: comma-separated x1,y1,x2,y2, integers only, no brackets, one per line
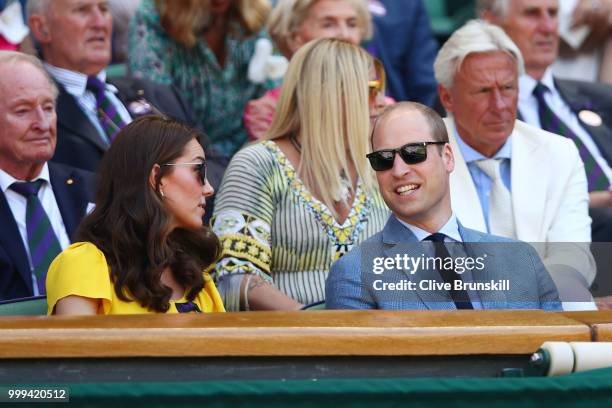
326,102,561,310
0,51,95,301
367,0,438,106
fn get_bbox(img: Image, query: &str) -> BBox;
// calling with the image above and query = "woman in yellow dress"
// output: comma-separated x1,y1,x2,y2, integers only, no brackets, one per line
46,116,225,315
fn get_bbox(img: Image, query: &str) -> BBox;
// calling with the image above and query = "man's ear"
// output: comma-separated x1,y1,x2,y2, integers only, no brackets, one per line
480,10,501,25
29,15,51,44
438,84,454,114
286,32,303,57
443,143,455,174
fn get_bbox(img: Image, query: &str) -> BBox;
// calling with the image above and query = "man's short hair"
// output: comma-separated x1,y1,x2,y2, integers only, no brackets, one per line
0,51,58,99
371,102,449,147
433,19,524,89
475,0,509,18
26,0,50,18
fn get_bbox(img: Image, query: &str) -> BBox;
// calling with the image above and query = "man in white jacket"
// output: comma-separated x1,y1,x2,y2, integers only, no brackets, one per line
434,20,596,310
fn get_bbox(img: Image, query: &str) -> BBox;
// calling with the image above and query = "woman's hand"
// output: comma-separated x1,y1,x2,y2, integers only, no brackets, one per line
244,93,278,141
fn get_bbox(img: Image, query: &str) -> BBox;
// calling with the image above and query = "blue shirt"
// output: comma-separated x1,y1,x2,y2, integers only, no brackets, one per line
454,128,512,234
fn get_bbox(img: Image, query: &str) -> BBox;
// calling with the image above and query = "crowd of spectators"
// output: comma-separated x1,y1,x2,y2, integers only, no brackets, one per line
1,0,611,314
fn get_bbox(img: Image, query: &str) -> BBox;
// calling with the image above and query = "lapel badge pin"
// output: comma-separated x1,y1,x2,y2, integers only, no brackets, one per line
369,0,386,16
129,99,153,116
579,110,602,127
66,178,74,185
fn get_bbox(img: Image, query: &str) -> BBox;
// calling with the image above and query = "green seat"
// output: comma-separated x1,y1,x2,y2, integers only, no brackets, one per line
424,0,475,40
106,63,127,78
0,296,47,316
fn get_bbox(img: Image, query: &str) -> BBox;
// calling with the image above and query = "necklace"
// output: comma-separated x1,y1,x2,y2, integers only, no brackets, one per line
289,133,302,152
288,134,352,202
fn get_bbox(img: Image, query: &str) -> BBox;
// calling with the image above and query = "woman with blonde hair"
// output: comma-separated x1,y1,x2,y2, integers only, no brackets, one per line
213,38,390,310
244,0,388,140
128,0,273,160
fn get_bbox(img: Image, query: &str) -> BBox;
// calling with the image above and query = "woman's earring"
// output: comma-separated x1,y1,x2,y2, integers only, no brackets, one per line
160,188,165,198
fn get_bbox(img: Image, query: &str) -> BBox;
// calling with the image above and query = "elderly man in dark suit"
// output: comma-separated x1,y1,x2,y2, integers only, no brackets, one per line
27,0,224,219
478,0,612,243
0,51,95,301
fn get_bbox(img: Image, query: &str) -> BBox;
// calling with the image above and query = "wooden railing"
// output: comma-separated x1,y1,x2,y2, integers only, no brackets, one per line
0,310,604,359
563,311,612,341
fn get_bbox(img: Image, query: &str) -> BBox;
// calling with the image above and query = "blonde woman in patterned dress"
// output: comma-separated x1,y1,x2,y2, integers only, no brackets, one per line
212,38,390,310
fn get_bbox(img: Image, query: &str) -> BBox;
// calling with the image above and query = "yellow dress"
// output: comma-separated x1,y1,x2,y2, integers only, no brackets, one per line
46,242,225,315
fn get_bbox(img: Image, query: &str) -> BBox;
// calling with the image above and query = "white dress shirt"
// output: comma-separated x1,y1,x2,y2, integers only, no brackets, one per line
0,164,71,295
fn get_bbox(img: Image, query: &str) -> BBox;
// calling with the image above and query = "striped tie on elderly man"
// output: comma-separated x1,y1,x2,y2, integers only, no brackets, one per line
10,180,63,295
533,82,610,192
86,76,128,142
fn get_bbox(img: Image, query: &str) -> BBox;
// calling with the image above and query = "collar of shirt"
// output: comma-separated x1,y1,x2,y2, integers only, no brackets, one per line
454,126,512,163
0,162,51,193
44,63,117,97
395,213,463,242
519,67,556,105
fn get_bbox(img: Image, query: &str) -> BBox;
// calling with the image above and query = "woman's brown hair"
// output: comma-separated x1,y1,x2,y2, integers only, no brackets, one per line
76,116,221,312
155,0,271,48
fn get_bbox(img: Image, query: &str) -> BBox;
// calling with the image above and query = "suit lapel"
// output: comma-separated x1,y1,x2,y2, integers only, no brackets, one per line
49,164,88,240
511,121,547,241
381,216,455,310
56,84,109,153
459,225,508,307
0,190,33,293
446,118,487,232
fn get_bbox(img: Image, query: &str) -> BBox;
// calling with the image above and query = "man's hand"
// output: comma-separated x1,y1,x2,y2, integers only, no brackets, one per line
589,190,612,208
572,0,612,43
595,295,612,309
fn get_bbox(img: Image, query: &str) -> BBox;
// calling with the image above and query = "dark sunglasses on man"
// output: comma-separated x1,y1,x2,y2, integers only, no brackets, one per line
366,142,446,171
161,161,207,185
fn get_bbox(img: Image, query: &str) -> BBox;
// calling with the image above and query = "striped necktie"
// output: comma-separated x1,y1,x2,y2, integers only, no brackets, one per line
424,233,473,310
86,76,127,142
533,82,609,191
474,159,516,239
10,180,62,294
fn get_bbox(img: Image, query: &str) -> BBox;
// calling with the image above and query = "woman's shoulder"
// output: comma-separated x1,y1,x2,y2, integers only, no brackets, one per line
133,0,160,23
48,242,109,279
227,141,282,170
131,0,169,40
54,242,106,264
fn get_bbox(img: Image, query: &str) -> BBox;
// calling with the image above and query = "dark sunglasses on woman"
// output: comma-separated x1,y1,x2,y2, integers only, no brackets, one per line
161,161,207,185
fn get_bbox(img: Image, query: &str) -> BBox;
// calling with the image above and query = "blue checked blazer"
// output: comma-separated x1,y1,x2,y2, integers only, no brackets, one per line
326,215,562,311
